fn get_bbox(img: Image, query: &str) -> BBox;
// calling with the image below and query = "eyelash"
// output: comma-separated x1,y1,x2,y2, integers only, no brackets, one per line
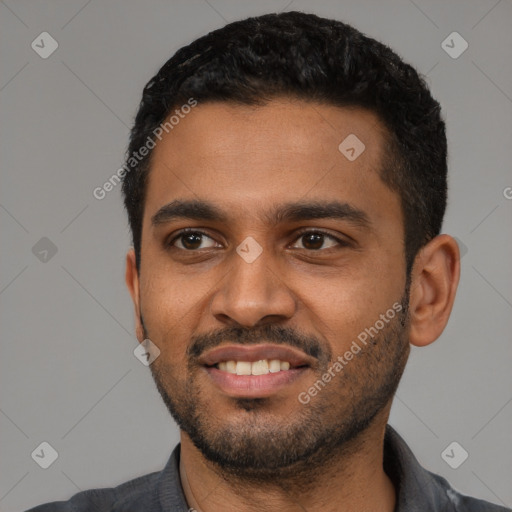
167,228,349,251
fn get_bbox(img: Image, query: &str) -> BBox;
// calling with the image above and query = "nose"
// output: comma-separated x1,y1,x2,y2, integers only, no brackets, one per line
210,245,297,327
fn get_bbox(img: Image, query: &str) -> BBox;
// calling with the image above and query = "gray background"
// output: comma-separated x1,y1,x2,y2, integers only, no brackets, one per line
1,0,511,510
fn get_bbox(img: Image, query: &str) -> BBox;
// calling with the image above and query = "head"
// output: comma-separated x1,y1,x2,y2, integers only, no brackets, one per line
124,12,459,480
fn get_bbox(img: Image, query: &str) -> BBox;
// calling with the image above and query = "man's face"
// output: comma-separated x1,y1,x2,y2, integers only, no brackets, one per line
132,99,410,478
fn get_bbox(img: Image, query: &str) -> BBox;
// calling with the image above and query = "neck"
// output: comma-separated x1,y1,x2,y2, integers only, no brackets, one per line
179,413,396,512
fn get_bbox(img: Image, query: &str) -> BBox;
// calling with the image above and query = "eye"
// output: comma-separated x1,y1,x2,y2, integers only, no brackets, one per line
169,229,219,250
167,228,348,252
291,230,346,251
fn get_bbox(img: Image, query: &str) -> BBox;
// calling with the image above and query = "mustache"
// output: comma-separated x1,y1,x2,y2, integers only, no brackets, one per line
187,324,330,364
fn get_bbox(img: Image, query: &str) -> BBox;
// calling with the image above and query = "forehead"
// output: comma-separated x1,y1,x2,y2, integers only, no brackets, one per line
150,99,385,167
144,99,400,230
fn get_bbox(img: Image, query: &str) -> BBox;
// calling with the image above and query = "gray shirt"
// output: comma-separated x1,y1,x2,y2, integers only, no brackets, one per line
26,425,509,511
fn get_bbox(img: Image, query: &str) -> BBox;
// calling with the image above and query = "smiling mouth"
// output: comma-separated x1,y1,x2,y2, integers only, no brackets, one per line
198,343,315,397
206,359,308,375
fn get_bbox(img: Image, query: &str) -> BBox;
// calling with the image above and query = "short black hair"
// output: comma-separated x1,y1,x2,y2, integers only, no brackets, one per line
122,11,447,273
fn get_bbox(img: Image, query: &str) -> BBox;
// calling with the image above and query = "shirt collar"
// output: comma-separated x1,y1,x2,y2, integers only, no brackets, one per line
383,424,456,511
156,425,456,511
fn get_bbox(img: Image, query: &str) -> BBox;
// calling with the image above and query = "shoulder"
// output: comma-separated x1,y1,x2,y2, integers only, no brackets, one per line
384,425,510,512
428,471,510,512
25,444,190,512
25,470,162,512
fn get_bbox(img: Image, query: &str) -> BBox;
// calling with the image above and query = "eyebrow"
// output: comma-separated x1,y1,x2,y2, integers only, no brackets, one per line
151,199,371,229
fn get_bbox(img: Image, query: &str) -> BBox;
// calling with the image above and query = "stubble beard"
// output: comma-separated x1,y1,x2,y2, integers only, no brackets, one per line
148,295,410,484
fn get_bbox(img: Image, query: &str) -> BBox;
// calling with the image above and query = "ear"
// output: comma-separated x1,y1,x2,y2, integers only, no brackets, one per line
408,234,460,347
125,248,144,343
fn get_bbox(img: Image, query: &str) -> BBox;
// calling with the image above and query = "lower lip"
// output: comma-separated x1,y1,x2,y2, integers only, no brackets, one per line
204,366,309,398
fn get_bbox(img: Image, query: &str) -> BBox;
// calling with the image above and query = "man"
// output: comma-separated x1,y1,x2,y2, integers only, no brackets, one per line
28,11,508,512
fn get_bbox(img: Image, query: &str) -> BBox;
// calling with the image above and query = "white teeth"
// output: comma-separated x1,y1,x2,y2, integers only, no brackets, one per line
235,361,252,375
251,359,269,375
225,360,237,373
218,359,294,374
269,359,281,373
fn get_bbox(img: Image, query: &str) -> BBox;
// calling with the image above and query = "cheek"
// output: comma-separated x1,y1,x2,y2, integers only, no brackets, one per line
139,274,202,360
297,269,403,352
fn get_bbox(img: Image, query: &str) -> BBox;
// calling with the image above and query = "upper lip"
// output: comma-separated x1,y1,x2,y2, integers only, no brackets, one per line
198,343,315,368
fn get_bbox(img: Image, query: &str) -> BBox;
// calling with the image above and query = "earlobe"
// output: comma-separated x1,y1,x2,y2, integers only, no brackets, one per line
125,249,144,342
408,234,460,347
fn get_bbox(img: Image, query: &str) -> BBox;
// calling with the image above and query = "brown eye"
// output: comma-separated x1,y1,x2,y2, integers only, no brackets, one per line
170,230,218,250
292,230,345,251
302,233,324,250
